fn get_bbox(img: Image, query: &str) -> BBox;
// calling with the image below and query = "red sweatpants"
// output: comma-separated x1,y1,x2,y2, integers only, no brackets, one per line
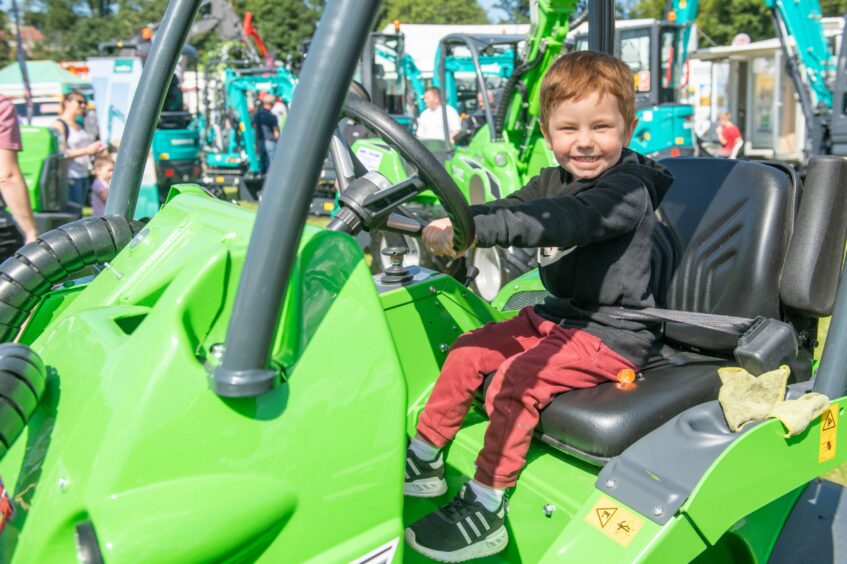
417,307,636,488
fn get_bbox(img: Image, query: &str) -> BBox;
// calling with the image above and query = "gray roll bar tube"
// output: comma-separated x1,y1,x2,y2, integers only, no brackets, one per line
105,0,202,218
213,0,381,397
588,0,615,55
813,265,847,399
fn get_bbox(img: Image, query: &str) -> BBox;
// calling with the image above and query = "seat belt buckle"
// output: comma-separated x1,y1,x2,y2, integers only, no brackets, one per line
733,316,798,375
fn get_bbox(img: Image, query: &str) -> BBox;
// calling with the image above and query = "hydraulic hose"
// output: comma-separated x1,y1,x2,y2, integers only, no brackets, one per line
0,343,46,458
493,44,547,139
0,216,143,342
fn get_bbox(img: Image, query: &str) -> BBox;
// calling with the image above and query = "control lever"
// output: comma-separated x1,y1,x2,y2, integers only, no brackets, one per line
380,246,414,285
463,266,480,288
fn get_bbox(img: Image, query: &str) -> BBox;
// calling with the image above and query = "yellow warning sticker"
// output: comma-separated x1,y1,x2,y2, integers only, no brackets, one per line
819,405,838,463
585,496,645,547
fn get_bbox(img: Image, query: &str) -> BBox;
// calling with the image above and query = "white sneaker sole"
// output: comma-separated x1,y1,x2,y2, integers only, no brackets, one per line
404,476,448,498
405,525,508,562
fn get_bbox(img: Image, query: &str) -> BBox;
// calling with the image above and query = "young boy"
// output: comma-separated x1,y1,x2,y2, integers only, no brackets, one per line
404,51,675,561
90,154,114,217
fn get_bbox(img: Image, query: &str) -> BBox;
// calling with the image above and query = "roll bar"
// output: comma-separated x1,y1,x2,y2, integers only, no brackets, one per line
212,0,380,396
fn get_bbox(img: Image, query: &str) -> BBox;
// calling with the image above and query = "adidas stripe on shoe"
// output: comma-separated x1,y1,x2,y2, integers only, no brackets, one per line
405,447,447,497
405,484,508,562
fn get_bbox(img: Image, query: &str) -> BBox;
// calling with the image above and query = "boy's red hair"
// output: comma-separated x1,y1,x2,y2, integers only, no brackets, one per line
539,51,636,136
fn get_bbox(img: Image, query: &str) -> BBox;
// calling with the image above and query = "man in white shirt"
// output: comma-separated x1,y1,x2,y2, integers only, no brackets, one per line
416,87,461,144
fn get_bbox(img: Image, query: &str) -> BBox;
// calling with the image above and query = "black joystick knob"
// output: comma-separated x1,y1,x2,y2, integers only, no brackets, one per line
380,246,414,284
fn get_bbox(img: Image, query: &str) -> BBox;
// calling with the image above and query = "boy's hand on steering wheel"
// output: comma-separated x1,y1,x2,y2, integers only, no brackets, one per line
423,217,460,258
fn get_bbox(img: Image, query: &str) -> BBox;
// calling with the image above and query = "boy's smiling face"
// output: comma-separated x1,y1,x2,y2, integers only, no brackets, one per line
543,91,637,180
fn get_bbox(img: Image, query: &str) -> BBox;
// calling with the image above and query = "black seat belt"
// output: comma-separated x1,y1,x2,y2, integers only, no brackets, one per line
607,308,797,375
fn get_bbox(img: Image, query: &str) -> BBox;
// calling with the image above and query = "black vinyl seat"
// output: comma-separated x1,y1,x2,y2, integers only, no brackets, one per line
481,157,847,465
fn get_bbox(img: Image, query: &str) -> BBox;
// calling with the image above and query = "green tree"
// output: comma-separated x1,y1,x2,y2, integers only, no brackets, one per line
231,0,321,66
376,0,489,29
627,0,664,19
0,11,11,67
630,0,847,47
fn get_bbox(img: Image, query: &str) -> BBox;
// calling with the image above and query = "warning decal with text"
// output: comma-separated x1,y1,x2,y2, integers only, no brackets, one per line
585,495,644,547
819,405,839,463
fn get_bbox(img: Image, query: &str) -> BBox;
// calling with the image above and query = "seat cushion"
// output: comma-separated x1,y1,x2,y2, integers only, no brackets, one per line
537,353,727,462
481,352,728,464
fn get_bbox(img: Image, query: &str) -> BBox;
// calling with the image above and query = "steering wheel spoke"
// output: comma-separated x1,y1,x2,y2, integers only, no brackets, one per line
331,96,475,252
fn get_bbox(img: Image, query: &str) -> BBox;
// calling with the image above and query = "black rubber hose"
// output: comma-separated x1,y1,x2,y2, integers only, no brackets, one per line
494,44,547,139
0,216,144,342
0,343,46,458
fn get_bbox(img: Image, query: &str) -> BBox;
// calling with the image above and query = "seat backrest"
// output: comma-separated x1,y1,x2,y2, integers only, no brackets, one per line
654,158,800,351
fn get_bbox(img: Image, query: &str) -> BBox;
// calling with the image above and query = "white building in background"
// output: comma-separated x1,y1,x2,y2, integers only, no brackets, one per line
686,17,843,164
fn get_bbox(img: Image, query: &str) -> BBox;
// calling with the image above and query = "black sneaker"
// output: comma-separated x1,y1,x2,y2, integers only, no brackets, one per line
405,484,508,562
405,447,447,497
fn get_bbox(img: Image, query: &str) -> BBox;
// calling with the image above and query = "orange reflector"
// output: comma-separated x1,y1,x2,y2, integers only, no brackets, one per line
670,148,681,157
616,368,636,384
215,176,225,183
164,168,175,178
323,202,334,211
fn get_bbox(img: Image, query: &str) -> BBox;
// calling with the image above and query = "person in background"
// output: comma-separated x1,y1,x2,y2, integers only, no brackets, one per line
716,111,743,158
0,94,38,256
90,153,114,218
416,87,461,144
461,89,497,138
253,94,280,175
53,90,103,212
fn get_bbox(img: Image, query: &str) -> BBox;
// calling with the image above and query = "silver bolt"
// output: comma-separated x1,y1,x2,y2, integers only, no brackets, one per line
543,503,555,517
439,344,450,353
513,284,519,290
210,344,225,360
428,286,437,293
653,506,664,516
58,477,69,491
604,479,616,489
452,325,458,331
103,262,123,280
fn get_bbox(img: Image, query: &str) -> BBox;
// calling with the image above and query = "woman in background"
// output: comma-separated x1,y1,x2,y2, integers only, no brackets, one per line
53,90,103,213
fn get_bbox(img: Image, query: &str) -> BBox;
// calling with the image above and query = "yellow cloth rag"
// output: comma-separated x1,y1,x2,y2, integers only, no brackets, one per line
718,365,830,436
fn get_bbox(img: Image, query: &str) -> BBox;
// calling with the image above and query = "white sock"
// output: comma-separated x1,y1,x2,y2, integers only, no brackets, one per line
409,435,440,461
468,480,505,512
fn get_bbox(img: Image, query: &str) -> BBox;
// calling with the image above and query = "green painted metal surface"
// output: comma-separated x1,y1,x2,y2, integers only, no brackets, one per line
1,185,845,561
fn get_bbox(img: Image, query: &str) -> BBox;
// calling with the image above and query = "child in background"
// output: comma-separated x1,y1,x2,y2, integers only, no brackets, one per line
404,51,675,561
90,154,114,217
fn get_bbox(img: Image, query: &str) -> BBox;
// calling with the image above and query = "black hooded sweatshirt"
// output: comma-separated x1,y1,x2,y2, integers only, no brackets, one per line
469,149,675,367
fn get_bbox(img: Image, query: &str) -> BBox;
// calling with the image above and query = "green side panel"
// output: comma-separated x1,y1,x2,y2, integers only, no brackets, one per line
692,487,804,564
1,192,410,563
536,490,706,563
352,138,410,183
490,269,544,312
17,126,58,214
683,398,847,543
17,283,88,345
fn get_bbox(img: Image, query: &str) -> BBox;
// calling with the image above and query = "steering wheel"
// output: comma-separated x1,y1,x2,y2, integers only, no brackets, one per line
327,95,475,254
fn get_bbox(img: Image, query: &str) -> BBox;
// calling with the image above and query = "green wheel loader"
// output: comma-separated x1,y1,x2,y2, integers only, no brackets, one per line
0,1,844,562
